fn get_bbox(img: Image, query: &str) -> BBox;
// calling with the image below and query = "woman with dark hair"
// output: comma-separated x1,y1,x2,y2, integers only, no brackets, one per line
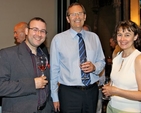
102,20,141,113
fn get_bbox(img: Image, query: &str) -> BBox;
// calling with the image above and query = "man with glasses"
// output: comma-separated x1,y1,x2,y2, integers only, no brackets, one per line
0,17,53,113
50,2,105,113
14,22,50,63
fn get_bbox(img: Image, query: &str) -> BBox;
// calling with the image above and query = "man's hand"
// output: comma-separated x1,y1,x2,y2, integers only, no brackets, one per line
80,61,95,73
34,76,48,89
53,102,60,112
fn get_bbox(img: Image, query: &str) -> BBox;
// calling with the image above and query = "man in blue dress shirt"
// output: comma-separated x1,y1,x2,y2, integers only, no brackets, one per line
50,2,105,113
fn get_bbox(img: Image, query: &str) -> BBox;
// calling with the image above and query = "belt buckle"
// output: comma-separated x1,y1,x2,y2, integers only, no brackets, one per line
81,86,86,90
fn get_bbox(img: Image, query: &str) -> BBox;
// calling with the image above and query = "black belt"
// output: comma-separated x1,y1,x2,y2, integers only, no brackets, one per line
60,82,97,90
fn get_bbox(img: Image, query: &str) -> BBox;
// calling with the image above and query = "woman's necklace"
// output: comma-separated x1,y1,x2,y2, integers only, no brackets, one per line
118,49,135,71
119,58,124,71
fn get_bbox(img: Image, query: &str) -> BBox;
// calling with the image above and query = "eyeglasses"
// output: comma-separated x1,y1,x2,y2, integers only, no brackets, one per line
28,27,47,35
68,12,84,17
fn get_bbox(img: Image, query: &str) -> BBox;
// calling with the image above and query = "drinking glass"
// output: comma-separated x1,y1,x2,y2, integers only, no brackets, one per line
80,57,89,80
37,55,48,76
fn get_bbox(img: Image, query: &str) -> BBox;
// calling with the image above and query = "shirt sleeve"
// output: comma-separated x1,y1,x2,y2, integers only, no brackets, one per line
50,36,59,102
92,35,105,75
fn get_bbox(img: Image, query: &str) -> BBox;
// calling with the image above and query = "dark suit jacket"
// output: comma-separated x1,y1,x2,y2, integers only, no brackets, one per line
0,42,54,113
39,43,50,63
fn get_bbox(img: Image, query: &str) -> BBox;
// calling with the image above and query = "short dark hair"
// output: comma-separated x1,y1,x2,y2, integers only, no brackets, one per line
27,17,47,28
113,20,141,49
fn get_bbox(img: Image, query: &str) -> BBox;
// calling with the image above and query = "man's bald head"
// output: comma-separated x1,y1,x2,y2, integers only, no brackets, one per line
14,22,27,44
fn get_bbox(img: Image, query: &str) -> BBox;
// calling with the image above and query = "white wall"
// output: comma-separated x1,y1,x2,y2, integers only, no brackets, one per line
0,0,57,51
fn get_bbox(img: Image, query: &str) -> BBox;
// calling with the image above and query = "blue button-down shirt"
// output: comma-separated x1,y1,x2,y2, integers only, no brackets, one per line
50,28,105,102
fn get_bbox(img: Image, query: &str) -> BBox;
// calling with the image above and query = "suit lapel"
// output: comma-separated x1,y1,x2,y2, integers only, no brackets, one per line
18,42,35,77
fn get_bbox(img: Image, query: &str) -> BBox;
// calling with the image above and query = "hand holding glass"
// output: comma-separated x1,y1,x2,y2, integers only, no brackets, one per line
102,77,111,100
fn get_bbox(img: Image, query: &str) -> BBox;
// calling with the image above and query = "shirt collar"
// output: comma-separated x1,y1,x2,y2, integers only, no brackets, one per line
24,41,44,56
23,42,32,54
69,28,85,39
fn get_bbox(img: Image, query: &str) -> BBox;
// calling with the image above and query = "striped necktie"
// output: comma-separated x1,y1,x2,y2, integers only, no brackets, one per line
78,33,91,86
